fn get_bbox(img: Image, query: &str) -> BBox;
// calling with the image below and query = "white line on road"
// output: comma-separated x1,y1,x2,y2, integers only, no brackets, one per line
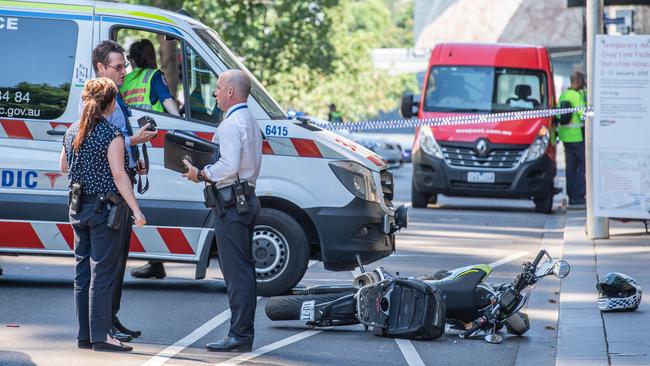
215,329,322,366
142,309,232,366
143,261,320,365
395,339,425,366
489,251,528,268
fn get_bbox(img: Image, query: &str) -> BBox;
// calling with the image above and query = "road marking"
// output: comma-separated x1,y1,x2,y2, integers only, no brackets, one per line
142,309,233,366
489,251,528,268
215,329,322,366
395,339,425,366
143,261,320,365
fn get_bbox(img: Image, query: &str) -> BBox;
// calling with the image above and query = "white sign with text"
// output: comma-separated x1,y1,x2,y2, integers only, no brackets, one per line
593,35,650,219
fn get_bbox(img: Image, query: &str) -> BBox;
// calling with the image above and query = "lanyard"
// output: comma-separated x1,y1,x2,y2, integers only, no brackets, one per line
226,104,248,119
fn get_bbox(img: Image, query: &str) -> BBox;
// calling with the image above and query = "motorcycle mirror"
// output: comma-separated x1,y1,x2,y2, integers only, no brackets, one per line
552,260,570,278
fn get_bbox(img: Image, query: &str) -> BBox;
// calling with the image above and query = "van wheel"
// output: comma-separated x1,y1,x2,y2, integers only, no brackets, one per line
412,179,430,208
534,193,553,214
254,208,309,297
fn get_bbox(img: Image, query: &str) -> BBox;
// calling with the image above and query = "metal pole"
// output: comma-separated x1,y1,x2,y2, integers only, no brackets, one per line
586,0,609,239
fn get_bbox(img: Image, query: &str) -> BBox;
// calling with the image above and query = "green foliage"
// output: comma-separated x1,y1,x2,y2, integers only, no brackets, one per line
125,0,417,121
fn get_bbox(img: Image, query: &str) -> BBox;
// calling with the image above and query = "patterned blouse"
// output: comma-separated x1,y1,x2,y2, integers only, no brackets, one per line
64,118,127,194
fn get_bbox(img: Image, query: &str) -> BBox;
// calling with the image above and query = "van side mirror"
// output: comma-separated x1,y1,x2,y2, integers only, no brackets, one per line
401,93,419,119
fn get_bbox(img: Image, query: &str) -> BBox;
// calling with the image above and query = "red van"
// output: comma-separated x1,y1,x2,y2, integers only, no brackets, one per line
402,43,558,213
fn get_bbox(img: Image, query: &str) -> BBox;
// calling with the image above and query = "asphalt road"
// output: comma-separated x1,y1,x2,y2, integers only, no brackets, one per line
0,163,566,366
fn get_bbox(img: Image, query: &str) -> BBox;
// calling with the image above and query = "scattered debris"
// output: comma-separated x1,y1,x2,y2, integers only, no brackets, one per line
545,325,556,330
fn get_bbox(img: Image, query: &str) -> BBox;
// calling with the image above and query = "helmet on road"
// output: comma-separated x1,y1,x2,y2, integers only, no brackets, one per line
596,272,642,312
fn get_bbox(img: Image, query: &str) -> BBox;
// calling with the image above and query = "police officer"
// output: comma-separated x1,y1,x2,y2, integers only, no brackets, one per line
91,40,157,341
182,70,262,352
60,77,146,352
558,71,587,209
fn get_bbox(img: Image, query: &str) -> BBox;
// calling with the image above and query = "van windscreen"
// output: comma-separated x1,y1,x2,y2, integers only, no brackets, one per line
423,66,547,113
195,28,286,119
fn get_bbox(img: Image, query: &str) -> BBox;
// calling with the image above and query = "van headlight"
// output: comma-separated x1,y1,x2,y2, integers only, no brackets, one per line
418,126,443,159
524,126,550,162
329,161,379,203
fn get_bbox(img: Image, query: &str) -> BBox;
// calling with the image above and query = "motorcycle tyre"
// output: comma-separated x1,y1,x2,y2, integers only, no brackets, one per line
265,292,356,321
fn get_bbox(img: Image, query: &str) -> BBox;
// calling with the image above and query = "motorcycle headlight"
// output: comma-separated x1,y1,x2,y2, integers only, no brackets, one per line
524,126,549,162
418,126,443,159
329,161,380,203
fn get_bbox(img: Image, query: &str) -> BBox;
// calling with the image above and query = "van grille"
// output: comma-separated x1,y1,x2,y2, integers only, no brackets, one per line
440,144,526,170
380,170,394,207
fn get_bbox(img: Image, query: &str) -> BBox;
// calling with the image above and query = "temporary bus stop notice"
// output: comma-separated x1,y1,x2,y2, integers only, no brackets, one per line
593,35,650,219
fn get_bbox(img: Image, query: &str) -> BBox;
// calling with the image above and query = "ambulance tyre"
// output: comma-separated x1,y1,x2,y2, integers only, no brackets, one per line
254,208,309,297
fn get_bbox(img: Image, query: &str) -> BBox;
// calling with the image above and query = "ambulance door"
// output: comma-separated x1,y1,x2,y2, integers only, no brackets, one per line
0,8,94,254
97,16,215,262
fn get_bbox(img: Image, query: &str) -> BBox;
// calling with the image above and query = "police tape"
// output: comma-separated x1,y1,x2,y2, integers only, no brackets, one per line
310,106,594,131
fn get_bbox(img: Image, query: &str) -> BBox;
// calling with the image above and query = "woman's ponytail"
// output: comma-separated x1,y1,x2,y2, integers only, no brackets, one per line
73,78,118,152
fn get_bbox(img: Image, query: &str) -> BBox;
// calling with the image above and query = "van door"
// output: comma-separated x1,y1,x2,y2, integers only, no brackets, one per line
0,9,93,253
96,16,227,261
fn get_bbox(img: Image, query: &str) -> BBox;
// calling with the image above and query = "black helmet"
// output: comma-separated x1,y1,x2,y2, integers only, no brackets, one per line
596,272,642,311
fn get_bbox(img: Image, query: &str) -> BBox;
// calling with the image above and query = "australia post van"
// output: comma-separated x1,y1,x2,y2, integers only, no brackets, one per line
402,43,558,213
0,1,407,296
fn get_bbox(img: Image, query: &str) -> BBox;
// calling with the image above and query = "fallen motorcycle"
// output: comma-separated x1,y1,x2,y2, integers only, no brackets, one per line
265,250,570,343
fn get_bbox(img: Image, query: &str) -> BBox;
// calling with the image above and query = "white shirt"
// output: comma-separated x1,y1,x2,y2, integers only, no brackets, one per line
203,103,262,189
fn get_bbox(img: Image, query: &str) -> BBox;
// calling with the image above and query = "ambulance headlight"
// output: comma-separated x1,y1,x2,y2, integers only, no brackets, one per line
524,126,550,162
418,126,443,159
329,161,379,203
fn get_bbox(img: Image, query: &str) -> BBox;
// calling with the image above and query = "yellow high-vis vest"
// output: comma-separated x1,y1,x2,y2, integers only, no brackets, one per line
557,88,585,143
120,68,164,112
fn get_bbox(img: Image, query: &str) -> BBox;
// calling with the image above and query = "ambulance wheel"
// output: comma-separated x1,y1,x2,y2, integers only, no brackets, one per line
533,192,553,214
254,208,309,297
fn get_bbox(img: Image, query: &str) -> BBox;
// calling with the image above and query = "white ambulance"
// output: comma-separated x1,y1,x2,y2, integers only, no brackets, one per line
0,1,407,296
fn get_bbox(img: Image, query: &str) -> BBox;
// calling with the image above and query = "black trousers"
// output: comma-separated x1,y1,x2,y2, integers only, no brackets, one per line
214,193,260,341
111,214,133,323
564,141,586,204
71,201,121,342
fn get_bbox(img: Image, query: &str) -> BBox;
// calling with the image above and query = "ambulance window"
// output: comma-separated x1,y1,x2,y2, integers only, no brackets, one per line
114,28,185,117
184,45,222,124
0,17,77,120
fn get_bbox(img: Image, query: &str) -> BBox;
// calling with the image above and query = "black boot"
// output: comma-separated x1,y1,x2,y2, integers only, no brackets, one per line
114,318,142,338
131,261,166,279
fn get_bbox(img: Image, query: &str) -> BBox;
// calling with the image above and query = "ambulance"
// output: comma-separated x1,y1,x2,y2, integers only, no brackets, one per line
0,1,407,296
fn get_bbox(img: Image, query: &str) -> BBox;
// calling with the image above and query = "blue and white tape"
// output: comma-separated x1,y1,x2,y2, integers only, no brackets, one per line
310,106,593,131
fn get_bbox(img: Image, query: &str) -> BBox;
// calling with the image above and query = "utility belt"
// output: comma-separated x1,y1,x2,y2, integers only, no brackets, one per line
203,178,254,217
69,182,131,230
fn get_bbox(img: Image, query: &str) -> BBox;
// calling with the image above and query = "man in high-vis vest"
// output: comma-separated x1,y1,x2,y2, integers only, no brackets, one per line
558,71,587,209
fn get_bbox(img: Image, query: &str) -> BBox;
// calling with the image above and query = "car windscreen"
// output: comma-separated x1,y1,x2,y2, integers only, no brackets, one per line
423,66,547,113
195,28,286,119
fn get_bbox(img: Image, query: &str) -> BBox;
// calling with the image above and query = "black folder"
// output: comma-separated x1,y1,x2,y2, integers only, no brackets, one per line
164,130,220,173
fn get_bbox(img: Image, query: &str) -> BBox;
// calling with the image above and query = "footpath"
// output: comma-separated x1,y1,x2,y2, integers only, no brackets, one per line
556,211,650,366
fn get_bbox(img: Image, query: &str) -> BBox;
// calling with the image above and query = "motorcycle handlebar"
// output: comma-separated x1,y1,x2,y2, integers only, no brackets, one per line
531,249,549,267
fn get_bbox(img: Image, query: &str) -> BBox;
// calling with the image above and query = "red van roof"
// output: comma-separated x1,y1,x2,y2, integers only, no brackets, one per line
429,42,550,69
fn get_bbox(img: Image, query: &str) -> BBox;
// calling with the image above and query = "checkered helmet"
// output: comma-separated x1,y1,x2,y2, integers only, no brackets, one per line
596,272,642,312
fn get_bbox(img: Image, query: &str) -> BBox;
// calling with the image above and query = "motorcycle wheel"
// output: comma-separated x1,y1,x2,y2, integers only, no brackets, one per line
265,292,356,321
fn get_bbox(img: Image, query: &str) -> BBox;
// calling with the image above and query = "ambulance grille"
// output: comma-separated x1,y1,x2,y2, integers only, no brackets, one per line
380,170,394,207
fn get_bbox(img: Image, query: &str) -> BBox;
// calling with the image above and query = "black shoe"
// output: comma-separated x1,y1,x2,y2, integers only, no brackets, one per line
114,318,142,338
92,341,133,352
206,336,253,352
77,340,92,349
110,326,133,342
131,262,166,279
